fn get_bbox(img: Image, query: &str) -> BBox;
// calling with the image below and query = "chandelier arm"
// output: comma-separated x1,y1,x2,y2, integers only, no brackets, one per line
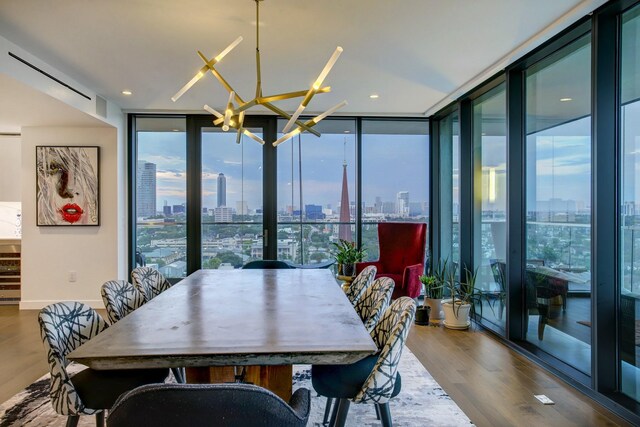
261,102,321,137
203,64,246,105
258,87,331,104
234,99,260,114
255,0,262,98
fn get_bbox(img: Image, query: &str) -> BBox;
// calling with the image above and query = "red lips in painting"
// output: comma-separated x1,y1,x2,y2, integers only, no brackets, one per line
60,203,83,223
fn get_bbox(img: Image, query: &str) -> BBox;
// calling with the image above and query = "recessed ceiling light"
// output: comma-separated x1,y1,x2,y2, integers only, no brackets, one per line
560,97,572,102
122,90,132,96
172,129,180,132
344,130,351,133
369,94,379,99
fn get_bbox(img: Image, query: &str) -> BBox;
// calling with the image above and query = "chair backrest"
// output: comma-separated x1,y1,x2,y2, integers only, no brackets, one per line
490,259,506,291
107,383,311,427
38,302,108,416
101,280,145,324
131,267,172,302
377,223,427,272
346,265,377,305
355,297,416,404
241,260,294,269
354,277,394,331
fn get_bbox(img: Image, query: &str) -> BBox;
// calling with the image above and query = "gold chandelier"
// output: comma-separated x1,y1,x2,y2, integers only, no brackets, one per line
171,0,347,147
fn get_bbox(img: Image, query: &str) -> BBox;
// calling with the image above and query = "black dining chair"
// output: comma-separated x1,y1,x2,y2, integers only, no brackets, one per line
107,383,311,427
242,259,294,269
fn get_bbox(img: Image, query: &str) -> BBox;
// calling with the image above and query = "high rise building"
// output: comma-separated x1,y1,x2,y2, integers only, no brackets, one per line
217,173,226,207
397,191,409,217
136,161,156,218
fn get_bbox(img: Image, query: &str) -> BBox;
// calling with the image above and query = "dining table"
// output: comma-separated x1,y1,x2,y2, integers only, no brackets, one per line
67,268,377,400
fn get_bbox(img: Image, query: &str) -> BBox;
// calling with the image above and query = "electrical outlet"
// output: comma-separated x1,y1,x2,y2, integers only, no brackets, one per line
534,394,554,405
69,271,77,283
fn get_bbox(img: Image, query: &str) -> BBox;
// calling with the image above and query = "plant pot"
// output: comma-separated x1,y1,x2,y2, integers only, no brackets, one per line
342,263,355,277
442,300,471,330
424,298,444,321
415,306,430,325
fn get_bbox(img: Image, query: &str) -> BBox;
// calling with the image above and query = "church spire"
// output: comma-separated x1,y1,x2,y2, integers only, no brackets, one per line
339,138,352,241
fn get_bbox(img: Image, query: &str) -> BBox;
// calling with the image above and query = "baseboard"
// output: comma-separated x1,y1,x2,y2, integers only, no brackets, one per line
19,299,105,310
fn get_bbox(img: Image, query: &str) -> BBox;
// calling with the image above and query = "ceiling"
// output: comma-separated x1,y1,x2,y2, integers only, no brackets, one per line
0,0,595,126
0,73,107,134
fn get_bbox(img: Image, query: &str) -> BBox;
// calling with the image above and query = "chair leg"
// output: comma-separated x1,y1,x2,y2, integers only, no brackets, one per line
377,402,393,427
331,398,351,427
66,415,79,427
171,367,185,383
375,403,381,419
95,411,105,427
323,397,334,425
538,315,546,340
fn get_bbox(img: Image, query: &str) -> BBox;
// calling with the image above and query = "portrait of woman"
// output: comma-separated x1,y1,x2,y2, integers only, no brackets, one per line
36,146,99,226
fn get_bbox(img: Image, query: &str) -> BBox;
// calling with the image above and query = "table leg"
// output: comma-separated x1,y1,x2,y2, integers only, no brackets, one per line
185,365,293,401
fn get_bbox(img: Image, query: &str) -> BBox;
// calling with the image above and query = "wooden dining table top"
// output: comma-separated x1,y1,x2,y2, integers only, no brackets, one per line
67,269,377,370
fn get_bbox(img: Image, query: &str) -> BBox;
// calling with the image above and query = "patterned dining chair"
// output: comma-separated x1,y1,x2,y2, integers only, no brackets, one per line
345,265,377,305
354,277,395,332
100,280,186,383
322,276,394,424
107,383,311,427
100,280,145,324
131,266,172,302
312,297,417,427
38,302,169,427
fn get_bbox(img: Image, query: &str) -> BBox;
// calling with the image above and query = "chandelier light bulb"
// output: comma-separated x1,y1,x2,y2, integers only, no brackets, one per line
172,71,204,102
313,47,343,90
203,104,223,119
214,36,243,62
283,46,344,133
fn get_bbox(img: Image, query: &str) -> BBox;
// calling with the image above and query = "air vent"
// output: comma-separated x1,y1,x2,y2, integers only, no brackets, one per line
95,95,107,118
8,52,91,101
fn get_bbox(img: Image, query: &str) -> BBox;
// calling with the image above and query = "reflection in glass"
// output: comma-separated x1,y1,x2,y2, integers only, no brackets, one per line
473,83,507,333
276,119,356,266
135,117,187,279
620,5,640,402
525,34,591,375
439,113,460,272
361,120,429,262
201,127,263,269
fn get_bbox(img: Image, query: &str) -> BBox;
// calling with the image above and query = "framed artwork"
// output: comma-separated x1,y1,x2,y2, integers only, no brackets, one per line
36,146,100,226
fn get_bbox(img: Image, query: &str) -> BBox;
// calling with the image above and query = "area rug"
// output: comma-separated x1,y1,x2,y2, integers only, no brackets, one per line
0,348,473,426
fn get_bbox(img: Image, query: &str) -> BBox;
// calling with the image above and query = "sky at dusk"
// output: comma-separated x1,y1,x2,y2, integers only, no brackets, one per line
137,127,430,213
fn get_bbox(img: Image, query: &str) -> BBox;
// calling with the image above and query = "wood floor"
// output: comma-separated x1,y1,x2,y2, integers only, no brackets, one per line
408,322,631,427
0,305,633,426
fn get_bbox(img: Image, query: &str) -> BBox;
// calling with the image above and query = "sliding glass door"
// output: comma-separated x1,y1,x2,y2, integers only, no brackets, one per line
525,34,592,374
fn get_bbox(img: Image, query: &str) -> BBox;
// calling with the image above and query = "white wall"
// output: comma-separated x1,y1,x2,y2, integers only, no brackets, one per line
0,135,21,201
20,127,118,309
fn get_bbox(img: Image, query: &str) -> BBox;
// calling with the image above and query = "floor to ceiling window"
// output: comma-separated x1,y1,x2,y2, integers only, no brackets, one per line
473,83,507,333
134,117,187,279
620,2,640,402
200,127,264,270
361,120,429,261
276,119,356,265
438,112,460,272
525,34,592,375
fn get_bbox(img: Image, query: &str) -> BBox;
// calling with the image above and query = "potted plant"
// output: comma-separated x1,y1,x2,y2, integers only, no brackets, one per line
415,275,436,325
442,266,479,330
421,258,448,322
331,239,365,277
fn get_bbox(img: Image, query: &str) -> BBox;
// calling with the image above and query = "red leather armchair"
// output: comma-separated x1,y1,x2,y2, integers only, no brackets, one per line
355,222,427,300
